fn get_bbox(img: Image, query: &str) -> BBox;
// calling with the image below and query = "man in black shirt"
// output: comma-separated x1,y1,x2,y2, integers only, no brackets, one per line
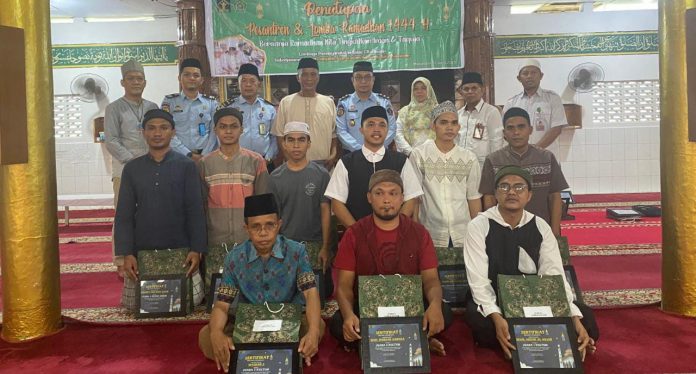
114,108,207,310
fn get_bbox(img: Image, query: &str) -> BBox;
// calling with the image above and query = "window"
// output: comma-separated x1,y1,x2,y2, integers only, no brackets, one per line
592,80,660,124
54,95,84,138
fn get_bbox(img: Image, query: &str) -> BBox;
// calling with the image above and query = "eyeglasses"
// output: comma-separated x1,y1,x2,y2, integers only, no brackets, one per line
217,124,241,131
496,183,528,193
124,77,145,83
248,222,278,234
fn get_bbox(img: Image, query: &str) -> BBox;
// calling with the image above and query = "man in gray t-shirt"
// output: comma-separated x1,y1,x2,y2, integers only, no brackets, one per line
268,122,331,271
480,107,568,237
104,59,158,274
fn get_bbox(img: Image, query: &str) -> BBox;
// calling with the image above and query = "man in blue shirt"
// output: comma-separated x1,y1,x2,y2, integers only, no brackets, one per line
199,193,323,372
161,58,218,161
336,61,396,152
222,63,278,163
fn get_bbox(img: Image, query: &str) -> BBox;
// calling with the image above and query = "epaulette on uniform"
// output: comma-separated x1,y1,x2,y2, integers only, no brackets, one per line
377,93,391,100
259,97,274,106
202,93,217,101
338,94,351,102
221,98,235,108
165,93,180,99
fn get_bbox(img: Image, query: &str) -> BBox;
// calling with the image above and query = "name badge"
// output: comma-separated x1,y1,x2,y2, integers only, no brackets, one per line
258,123,268,135
473,123,484,140
377,306,405,317
523,306,554,318
198,122,207,137
252,319,283,332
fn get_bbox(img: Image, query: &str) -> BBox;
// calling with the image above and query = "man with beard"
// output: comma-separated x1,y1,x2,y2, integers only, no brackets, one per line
330,170,452,356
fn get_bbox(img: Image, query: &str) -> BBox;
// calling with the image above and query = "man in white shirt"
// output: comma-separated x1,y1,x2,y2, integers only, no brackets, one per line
503,59,567,155
273,58,340,169
410,101,482,248
325,106,423,228
456,72,504,168
463,166,598,360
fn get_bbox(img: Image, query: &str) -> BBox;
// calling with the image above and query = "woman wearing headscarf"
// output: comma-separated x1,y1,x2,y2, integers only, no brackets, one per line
394,77,438,156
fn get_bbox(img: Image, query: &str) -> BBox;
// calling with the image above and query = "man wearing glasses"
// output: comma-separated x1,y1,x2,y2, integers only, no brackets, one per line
200,193,324,372
464,166,598,360
200,107,269,247
336,61,396,152
479,107,568,236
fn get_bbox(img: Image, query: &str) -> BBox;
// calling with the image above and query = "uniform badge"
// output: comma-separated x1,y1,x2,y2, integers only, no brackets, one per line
350,118,356,127
349,104,357,112
173,105,183,113
387,106,394,116
258,112,264,120
161,103,170,112
337,104,345,117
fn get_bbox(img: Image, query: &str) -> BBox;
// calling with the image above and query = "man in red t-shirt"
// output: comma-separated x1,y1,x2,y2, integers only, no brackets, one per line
330,169,452,356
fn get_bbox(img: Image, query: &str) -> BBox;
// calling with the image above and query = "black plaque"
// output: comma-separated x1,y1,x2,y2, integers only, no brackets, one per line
136,274,188,318
563,265,583,304
509,317,584,373
438,265,469,307
231,343,300,374
207,273,223,313
360,317,431,373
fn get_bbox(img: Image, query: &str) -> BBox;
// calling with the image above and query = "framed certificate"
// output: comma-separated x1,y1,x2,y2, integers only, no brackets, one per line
135,274,188,319
206,272,223,313
360,317,430,373
563,265,583,304
231,342,300,373
438,265,469,308
508,317,584,373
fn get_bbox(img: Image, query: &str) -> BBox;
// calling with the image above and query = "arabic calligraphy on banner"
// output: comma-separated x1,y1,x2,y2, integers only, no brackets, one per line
206,0,464,76
495,31,658,58
52,42,178,68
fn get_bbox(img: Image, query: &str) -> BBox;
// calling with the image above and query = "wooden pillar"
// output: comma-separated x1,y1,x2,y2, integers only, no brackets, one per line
176,0,215,95
463,0,495,104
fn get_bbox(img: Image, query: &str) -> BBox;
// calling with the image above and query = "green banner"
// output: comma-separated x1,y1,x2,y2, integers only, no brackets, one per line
52,42,178,68
206,0,463,76
495,31,658,58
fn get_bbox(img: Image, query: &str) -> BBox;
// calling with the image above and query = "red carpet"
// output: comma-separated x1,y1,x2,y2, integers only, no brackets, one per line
59,242,112,264
57,209,115,219
0,272,121,310
562,211,661,246
58,224,112,236
573,254,661,291
2,306,696,373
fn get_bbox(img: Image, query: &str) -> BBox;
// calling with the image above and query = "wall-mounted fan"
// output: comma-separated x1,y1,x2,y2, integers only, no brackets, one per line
70,73,109,103
567,62,605,93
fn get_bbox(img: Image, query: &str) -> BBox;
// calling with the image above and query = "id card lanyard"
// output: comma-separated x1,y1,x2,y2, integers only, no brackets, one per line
198,113,207,137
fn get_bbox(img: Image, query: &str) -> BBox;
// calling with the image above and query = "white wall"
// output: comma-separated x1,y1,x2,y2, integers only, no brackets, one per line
51,19,179,197
492,6,660,194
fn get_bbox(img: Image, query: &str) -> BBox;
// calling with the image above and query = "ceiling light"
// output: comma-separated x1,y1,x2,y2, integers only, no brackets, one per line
84,16,156,23
50,17,74,24
510,5,543,14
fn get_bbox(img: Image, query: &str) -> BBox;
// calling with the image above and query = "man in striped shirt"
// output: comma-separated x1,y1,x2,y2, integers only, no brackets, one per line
200,107,269,246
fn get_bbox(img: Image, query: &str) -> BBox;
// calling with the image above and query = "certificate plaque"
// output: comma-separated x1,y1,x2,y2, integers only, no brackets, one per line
563,265,583,304
438,265,469,307
231,343,300,374
360,317,431,373
509,317,584,373
135,274,188,318
206,273,223,313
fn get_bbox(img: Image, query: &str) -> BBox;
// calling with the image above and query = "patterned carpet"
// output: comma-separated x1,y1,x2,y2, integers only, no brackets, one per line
0,196,664,324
